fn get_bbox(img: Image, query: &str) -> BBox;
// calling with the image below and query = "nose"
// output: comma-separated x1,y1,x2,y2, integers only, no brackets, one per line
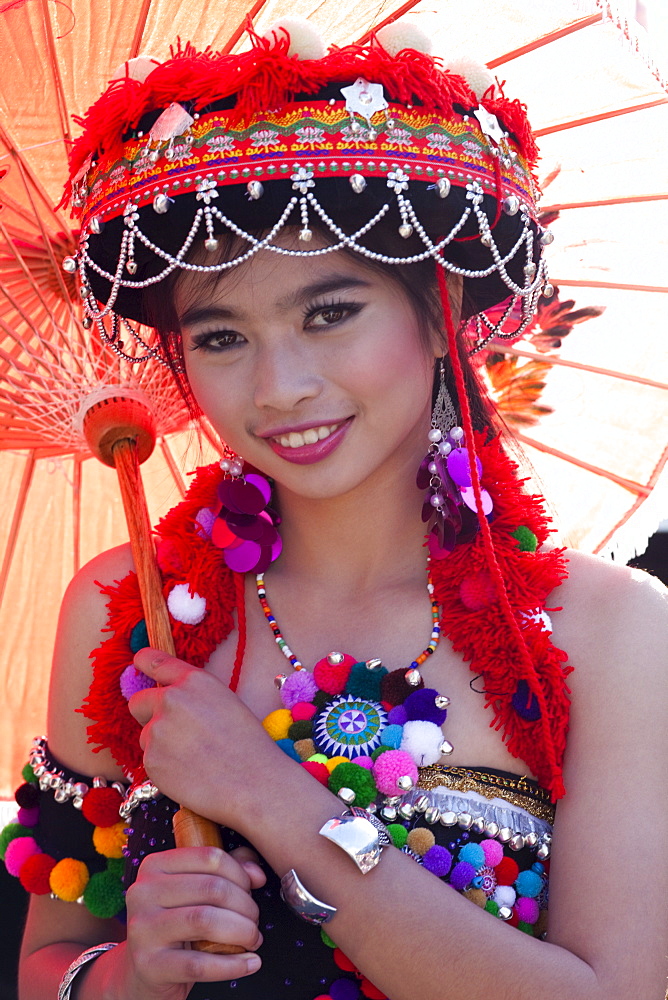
252,334,324,413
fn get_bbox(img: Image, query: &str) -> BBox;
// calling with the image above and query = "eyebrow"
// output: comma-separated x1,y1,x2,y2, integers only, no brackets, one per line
178,275,372,327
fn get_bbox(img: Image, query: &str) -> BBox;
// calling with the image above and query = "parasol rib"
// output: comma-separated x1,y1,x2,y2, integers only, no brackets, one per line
593,445,668,554
541,194,668,211
0,123,69,231
487,14,602,67
39,0,72,150
72,455,81,574
159,436,187,497
356,0,423,44
129,0,154,59
0,451,35,606
503,346,668,392
221,0,270,55
514,432,651,496
534,97,668,137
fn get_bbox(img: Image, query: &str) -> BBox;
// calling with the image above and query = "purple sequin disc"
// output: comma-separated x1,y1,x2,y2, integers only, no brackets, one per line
460,486,493,515
447,448,482,487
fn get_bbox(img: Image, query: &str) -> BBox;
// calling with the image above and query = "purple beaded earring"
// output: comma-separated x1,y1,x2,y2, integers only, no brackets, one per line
417,359,493,558
209,454,282,573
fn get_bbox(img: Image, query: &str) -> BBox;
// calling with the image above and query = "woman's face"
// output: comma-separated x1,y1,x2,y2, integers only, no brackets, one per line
177,242,438,502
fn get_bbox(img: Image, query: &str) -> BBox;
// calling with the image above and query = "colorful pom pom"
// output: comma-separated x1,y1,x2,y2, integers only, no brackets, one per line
83,869,125,919
262,708,294,740
386,824,408,849
511,526,538,552
400,720,444,766
313,654,356,695
423,845,453,877
372,749,418,795
294,738,316,761
518,920,534,935
480,838,504,867
81,787,123,828
379,724,403,749
463,887,487,908
195,507,216,538
301,761,330,786
15,782,39,809
324,756,350,773
167,583,207,625
280,670,318,709
485,899,499,916
376,20,433,56
328,762,377,808
458,842,485,869
0,823,30,860
494,857,519,885
353,755,374,771
403,688,447,726
18,852,56,894
291,701,317,722
344,661,387,701
120,664,156,700
387,705,408,726
50,858,90,902
22,763,37,784
308,753,329,764
445,56,497,98
17,807,39,828
459,570,496,610
449,860,476,891
515,869,543,898
4,836,40,877
515,896,539,924
380,667,423,706
93,821,127,859
320,928,336,948
288,720,313,742
406,828,435,856
329,977,359,1000
129,619,149,653
333,949,357,972
359,977,387,999
511,680,541,721
493,885,516,908
371,745,392,760
264,15,326,60
275,738,301,762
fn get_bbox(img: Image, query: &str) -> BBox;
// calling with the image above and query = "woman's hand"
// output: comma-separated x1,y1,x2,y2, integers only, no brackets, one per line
128,648,286,828
120,845,266,1000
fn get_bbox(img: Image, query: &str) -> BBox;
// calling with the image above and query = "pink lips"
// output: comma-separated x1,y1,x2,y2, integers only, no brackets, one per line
265,418,352,465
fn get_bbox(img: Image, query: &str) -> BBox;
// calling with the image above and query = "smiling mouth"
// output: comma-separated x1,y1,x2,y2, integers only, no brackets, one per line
272,422,346,449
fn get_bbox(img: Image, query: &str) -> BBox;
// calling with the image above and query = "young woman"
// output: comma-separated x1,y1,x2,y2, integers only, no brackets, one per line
5,20,667,1000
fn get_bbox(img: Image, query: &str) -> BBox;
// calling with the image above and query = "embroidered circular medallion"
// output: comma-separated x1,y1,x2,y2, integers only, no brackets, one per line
313,695,387,759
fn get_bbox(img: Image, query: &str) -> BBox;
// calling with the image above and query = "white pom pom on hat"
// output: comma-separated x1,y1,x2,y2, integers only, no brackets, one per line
444,56,499,99
376,21,432,56
110,55,161,84
167,583,207,625
263,16,326,60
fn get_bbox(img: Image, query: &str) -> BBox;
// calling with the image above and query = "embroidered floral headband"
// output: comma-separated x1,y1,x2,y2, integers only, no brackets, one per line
62,19,553,364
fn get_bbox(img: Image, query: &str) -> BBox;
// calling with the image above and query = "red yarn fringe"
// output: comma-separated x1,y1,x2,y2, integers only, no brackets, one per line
65,34,538,203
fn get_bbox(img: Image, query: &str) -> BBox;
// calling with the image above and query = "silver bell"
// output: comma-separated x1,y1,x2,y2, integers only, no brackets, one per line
89,216,104,234
509,834,525,851
274,673,287,689
153,193,170,214
524,262,537,279
327,652,345,665
126,260,137,274
299,228,313,242
436,177,451,198
543,282,554,298
398,223,413,239
62,256,77,273
480,232,493,248
366,658,382,671
247,180,264,200
439,739,454,756
540,229,555,246
350,173,367,194
405,668,421,686
440,810,457,827
397,775,414,792
204,238,220,252
502,195,520,216
435,695,450,709
337,787,356,805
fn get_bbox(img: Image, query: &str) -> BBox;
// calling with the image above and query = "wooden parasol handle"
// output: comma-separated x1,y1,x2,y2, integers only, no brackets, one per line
83,395,244,955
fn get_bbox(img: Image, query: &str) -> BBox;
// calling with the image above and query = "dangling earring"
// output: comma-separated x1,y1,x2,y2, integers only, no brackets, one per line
208,451,282,573
416,358,493,558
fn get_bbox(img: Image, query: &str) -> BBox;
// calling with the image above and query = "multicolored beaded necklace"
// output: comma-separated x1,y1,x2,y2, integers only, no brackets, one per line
255,569,442,674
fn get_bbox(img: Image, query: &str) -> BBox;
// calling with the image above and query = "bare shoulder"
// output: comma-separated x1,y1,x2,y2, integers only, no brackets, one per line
46,543,135,781
549,547,667,692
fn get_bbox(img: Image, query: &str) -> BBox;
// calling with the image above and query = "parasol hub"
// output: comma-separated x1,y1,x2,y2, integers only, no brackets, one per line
81,392,157,468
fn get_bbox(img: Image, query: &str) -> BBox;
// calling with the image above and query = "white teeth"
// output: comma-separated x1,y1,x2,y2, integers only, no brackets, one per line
276,423,341,448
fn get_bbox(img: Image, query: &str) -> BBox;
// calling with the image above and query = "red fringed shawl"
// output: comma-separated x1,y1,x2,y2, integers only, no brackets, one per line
80,434,571,800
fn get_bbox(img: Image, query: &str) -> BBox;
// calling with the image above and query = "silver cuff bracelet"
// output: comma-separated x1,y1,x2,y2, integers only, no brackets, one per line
57,942,118,1000
280,868,338,925
319,806,392,874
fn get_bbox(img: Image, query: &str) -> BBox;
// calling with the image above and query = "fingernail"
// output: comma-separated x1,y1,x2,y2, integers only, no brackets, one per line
246,955,261,974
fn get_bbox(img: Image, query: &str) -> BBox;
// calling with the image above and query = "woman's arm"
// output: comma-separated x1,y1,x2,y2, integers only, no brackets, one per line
133,552,668,1000
18,547,265,1000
